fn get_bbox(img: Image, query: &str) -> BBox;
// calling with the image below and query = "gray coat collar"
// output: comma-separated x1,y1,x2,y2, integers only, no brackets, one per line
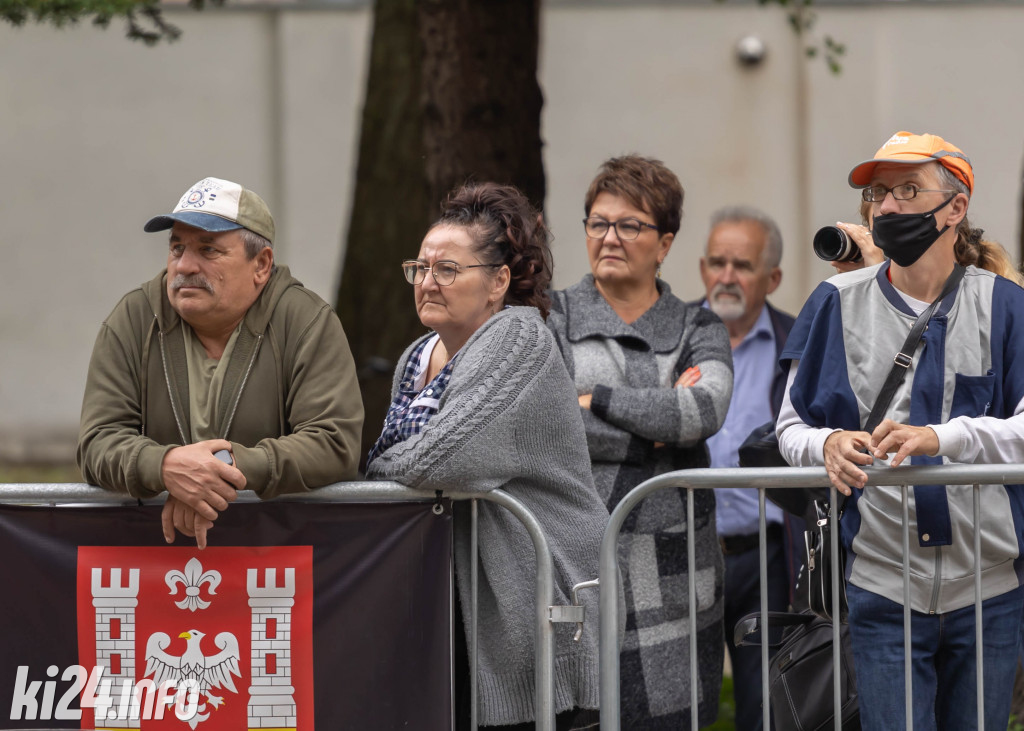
560,274,689,352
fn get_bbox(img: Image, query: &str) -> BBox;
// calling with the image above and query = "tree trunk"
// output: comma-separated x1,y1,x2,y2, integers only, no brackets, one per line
337,0,545,469
419,0,545,209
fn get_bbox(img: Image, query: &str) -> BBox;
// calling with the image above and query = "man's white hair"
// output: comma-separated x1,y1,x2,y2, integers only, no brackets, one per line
707,205,783,268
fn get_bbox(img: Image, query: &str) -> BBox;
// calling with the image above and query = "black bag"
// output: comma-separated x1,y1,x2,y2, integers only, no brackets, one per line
736,418,848,618
805,498,848,622
738,422,826,517
738,420,789,468
735,610,860,731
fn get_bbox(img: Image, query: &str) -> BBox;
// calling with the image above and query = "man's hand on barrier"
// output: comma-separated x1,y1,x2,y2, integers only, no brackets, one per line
823,429,874,495
162,495,216,549
161,440,245,521
870,419,939,467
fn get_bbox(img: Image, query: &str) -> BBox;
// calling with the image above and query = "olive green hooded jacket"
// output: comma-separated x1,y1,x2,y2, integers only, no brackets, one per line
77,266,363,498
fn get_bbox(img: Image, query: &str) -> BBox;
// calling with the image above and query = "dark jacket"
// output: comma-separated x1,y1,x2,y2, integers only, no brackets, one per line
767,302,797,414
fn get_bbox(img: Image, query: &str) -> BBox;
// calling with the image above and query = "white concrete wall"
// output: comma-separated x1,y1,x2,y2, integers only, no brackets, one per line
542,3,807,301
0,7,371,459
2,1,1023,459
542,2,1024,310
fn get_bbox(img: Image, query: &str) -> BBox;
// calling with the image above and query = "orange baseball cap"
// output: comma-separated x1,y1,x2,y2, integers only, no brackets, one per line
848,131,974,194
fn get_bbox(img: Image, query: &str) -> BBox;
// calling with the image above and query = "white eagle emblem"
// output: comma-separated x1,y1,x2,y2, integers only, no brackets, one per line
145,628,241,728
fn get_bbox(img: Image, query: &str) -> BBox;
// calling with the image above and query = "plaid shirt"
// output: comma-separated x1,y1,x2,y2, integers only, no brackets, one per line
367,334,459,464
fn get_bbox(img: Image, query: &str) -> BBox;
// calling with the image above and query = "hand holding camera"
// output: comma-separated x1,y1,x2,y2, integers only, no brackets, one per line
814,222,885,273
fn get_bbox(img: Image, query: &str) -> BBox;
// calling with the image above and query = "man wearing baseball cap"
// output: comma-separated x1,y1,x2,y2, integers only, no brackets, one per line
77,177,364,547
777,132,1024,729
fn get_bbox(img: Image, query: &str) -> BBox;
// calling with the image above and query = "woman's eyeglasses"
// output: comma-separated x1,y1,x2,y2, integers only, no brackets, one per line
402,260,498,286
583,216,659,241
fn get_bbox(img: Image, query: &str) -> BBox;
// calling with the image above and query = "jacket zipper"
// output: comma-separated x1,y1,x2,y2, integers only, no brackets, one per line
140,315,158,438
221,334,263,441
158,331,189,445
928,546,942,614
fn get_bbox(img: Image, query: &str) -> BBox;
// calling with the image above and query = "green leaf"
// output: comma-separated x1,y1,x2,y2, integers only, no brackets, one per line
1,0,219,43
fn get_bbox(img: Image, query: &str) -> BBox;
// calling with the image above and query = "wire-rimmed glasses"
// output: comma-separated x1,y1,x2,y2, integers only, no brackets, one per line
402,259,497,286
861,184,956,203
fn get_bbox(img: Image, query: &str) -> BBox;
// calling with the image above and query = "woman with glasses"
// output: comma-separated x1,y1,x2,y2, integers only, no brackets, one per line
547,155,733,728
366,182,606,730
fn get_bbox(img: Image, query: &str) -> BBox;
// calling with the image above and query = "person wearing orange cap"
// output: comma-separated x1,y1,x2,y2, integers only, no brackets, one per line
776,132,1024,730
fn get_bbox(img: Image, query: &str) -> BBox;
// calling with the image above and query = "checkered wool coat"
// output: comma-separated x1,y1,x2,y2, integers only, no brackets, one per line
548,275,732,729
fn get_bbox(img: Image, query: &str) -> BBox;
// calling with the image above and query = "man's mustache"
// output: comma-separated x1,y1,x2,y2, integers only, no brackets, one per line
711,283,743,301
171,274,214,294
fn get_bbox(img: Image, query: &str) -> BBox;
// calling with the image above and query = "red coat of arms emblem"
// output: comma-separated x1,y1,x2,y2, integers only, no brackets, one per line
77,546,313,730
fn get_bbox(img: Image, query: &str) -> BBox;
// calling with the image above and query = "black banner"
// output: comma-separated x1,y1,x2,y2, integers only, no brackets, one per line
0,500,452,731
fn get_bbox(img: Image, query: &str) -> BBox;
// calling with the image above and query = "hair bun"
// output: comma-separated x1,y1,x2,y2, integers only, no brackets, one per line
436,182,553,318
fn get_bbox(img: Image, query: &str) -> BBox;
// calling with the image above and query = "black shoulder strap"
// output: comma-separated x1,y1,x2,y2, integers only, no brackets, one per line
837,263,966,512
863,264,965,434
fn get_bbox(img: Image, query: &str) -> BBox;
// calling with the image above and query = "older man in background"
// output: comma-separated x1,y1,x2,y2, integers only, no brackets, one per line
699,205,795,730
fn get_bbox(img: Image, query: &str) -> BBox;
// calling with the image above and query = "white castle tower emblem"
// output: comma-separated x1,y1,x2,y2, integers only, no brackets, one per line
92,567,142,730
247,568,297,729
89,556,300,730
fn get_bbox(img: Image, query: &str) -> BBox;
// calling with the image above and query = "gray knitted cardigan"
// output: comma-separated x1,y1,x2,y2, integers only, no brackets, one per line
366,306,608,726
548,275,733,729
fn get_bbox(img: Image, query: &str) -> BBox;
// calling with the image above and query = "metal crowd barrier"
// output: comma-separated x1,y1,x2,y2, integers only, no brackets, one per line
0,481,569,731
598,464,1024,731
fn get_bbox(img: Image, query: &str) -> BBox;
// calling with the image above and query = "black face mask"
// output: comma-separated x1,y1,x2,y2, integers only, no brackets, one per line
871,193,958,267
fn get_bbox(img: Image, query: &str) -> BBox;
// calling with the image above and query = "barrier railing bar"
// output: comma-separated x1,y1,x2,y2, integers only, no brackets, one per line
759,486,770,731
0,481,436,504
902,483,913,731
830,484,842,731
10,464,1024,500
471,498,479,730
974,483,984,731
0,481,559,731
687,487,698,729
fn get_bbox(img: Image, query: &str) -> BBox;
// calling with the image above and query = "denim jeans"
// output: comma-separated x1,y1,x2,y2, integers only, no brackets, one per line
846,581,1024,731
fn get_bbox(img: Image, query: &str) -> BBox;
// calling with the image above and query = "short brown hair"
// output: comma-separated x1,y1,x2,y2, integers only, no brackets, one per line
584,155,684,235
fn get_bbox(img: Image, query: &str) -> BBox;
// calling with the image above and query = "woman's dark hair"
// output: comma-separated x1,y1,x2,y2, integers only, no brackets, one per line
435,182,553,318
584,155,684,235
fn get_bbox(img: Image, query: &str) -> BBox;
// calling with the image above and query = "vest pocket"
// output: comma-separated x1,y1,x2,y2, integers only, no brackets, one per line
950,371,995,418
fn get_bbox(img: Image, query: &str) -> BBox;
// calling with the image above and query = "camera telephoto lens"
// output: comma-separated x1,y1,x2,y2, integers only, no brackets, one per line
813,226,863,263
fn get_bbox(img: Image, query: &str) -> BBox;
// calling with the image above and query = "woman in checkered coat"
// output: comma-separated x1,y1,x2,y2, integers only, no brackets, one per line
547,156,733,729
